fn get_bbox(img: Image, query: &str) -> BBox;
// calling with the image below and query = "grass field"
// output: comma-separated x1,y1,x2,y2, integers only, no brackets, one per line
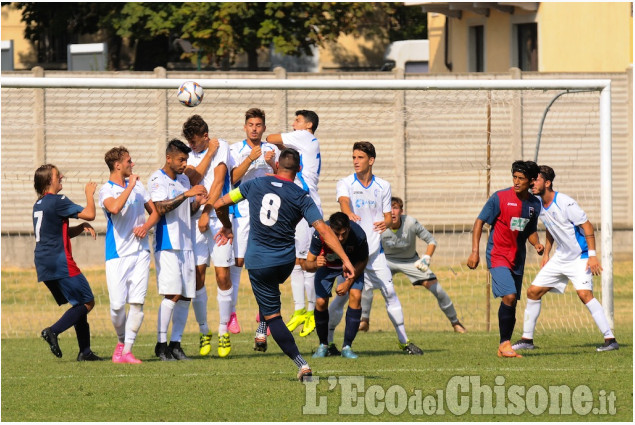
1,261,632,421
1,329,632,421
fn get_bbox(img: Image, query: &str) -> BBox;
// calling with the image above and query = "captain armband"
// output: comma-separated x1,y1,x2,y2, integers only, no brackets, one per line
229,188,244,203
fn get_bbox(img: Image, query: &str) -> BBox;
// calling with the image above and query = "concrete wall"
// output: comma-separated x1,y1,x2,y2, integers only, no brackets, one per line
1,68,632,268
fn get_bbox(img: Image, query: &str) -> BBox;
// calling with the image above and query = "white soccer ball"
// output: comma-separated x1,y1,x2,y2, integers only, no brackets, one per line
177,81,204,107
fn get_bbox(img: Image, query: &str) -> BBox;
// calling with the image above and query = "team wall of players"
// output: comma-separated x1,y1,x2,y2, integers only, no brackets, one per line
33,108,616,377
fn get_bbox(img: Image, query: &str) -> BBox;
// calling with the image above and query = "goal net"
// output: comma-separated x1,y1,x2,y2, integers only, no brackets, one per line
1,75,617,339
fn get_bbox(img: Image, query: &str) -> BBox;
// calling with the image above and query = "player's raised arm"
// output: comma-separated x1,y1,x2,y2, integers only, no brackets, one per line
102,174,138,215
77,182,97,221
265,133,285,149
184,138,219,185
467,218,485,269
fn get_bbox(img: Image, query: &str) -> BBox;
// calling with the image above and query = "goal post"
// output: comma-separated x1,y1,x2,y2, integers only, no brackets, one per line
0,75,615,333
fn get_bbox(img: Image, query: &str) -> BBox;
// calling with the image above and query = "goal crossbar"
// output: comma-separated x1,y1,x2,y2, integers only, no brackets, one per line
0,76,614,329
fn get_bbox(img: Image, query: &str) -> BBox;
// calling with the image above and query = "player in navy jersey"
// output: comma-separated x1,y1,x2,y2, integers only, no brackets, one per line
304,212,369,358
512,165,618,352
33,164,102,361
213,148,354,381
467,160,544,358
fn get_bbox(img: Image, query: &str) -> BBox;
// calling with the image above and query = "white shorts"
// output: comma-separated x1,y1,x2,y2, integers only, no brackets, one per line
531,256,594,294
294,218,311,259
193,216,234,267
232,215,250,259
106,250,150,309
155,249,196,298
364,252,397,297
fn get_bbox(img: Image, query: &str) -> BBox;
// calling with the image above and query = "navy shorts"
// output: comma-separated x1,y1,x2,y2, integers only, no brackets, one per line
248,262,295,316
44,273,94,307
314,267,364,300
490,267,523,299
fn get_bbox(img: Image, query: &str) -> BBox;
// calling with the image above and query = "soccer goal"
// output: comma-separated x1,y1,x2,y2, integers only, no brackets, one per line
0,73,616,338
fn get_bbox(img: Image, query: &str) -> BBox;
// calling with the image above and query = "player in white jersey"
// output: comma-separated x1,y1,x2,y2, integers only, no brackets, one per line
513,165,619,352
99,147,161,364
266,110,321,337
329,141,423,356
149,139,207,361
358,196,466,333
229,108,280,341
182,114,235,358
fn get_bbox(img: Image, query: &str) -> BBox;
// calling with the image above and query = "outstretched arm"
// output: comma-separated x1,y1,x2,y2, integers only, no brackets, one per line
154,185,207,216
68,222,96,239
265,133,285,150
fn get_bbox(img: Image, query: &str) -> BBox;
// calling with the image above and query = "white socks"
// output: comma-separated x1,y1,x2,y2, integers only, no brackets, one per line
110,306,126,343
230,265,243,313
360,287,373,320
386,301,408,344
157,298,176,343
192,287,209,335
304,271,316,312
291,265,305,311
217,287,233,335
585,298,615,339
124,303,144,354
170,299,190,342
521,298,542,340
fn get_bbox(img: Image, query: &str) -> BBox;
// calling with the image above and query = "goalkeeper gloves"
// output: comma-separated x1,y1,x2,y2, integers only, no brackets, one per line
414,255,431,272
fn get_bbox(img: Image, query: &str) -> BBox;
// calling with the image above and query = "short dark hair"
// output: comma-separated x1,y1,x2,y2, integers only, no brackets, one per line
391,196,404,210
166,138,192,156
538,165,556,184
511,160,539,180
329,212,350,232
34,164,58,197
104,146,130,171
296,110,319,132
182,114,208,141
353,141,376,159
245,108,265,124
278,148,301,172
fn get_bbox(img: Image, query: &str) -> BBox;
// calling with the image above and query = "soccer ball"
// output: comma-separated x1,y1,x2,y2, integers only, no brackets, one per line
177,81,204,107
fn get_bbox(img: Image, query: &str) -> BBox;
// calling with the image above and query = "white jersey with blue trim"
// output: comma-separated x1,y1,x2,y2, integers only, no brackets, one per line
229,140,280,218
539,192,590,261
99,180,151,261
281,129,321,209
149,169,193,252
336,173,391,256
187,139,231,219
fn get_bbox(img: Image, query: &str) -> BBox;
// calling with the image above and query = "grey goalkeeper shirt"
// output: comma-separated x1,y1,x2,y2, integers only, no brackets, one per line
381,215,436,260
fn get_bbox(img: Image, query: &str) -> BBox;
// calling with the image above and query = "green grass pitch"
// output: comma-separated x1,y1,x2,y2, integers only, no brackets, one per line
1,261,632,421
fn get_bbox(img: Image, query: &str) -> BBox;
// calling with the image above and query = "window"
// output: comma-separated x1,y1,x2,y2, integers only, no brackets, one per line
469,25,484,72
516,23,538,71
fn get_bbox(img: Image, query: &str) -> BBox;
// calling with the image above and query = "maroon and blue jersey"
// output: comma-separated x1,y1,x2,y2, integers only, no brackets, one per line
33,194,84,281
309,221,368,269
238,175,322,269
478,188,541,275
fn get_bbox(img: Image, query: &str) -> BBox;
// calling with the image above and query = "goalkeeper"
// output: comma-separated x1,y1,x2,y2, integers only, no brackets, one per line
359,197,466,333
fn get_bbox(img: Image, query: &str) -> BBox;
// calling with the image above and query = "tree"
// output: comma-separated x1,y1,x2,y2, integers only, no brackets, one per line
15,2,124,68
14,2,427,71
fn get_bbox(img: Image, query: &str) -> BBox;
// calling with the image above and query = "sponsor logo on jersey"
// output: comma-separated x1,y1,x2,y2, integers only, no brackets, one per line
510,217,529,231
507,202,518,206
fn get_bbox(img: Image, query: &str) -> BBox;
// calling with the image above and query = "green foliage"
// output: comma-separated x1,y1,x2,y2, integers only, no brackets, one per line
14,2,428,70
